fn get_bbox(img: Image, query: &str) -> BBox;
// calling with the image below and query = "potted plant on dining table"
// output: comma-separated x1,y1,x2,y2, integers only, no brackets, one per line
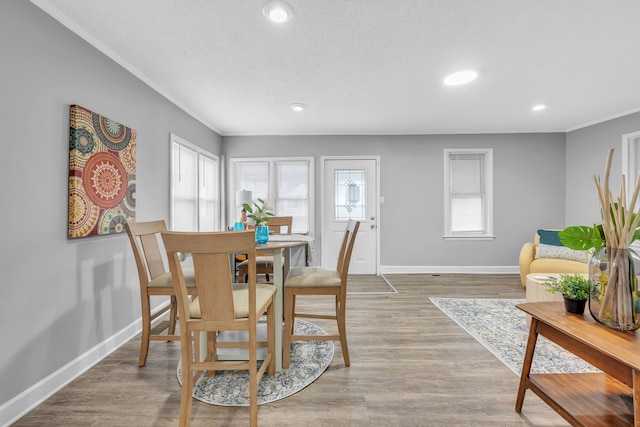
243,198,274,244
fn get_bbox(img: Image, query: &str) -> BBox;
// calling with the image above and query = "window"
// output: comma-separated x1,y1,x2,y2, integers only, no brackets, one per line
170,134,219,232
230,157,313,234
443,148,494,240
622,131,640,197
334,169,366,221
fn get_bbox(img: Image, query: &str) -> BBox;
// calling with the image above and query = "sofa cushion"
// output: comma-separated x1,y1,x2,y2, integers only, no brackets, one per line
537,229,563,246
535,243,589,263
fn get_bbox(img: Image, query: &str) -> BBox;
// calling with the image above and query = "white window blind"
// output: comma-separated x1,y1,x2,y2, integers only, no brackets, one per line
277,162,309,230
171,134,219,232
444,149,494,240
231,158,313,234
171,143,198,231
198,155,218,232
237,161,270,201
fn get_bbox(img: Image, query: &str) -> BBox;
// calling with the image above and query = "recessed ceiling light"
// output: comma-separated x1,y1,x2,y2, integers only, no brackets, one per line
290,103,306,112
262,0,294,23
443,70,478,86
532,103,548,112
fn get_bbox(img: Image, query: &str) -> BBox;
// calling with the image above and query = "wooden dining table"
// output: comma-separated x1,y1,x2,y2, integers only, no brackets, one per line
202,238,309,372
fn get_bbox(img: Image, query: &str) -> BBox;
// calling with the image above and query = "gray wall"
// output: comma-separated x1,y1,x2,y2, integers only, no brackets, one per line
0,0,221,412
566,111,640,226
223,133,567,269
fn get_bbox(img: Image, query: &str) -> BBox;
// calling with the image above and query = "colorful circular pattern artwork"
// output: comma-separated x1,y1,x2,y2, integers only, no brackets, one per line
82,151,128,209
122,178,136,217
68,177,101,237
68,105,136,238
92,111,132,151
99,206,129,235
70,128,95,154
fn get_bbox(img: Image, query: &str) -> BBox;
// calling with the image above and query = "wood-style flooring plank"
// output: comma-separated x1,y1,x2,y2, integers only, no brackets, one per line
13,274,570,426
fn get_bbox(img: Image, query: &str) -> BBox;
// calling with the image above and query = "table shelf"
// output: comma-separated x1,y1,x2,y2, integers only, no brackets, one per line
528,373,633,426
515,302,640,427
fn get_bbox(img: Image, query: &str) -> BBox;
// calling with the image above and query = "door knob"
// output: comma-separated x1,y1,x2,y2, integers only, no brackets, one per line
370,224,375,229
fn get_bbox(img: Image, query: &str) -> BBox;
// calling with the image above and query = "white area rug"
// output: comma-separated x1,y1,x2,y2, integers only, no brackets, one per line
177,319,334,406
430,297,600,375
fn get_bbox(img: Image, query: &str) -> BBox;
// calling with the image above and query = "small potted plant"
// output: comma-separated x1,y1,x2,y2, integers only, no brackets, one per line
543,273,590,314
243,198,274,244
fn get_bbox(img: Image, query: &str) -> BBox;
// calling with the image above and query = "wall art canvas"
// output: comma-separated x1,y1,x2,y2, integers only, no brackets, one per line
68,105,136,238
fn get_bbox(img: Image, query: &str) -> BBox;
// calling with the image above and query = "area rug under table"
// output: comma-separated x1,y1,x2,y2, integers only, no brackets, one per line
177,319,334,406
429,297,601,375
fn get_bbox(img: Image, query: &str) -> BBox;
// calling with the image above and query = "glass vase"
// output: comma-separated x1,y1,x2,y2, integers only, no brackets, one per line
588,246,640,331
255,225,269,244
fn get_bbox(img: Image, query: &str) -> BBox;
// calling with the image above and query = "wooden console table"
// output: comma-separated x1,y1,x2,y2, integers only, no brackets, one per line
516,301,640,426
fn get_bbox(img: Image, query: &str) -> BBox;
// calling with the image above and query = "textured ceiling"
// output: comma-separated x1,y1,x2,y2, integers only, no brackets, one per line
33,0,640,136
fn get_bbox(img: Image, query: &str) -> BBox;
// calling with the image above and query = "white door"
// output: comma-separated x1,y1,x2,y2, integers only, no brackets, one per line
322,158,378,274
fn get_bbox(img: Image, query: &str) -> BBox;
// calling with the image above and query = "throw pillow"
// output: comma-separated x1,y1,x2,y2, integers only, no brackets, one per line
535,243,589,263
537,229,563,246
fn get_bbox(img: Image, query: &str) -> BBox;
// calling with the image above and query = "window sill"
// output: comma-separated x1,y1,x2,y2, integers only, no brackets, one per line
443,234,496,241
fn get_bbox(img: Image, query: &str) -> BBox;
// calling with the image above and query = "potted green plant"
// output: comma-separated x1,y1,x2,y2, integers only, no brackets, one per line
242,198,274,227
242,198,274,244
543,273,590,314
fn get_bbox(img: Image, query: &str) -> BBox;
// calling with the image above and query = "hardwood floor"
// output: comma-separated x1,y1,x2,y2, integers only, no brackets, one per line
14,274,569,426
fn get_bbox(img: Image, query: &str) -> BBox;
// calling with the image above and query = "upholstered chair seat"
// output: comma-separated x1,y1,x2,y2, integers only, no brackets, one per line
285,267,341,288
148,269,196,288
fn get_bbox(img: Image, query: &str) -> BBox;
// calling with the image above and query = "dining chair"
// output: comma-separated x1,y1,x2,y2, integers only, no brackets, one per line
282,219,360,369
125,220,197,367
238,216,293,283
162,230,276,427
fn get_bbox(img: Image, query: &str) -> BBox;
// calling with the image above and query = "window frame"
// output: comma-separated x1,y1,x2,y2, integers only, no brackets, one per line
170,133,221,232
229,156,314,235
443,148,495,241
622,131,640,198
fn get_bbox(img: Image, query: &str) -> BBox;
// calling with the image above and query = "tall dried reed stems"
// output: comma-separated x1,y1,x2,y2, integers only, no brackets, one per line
594,148,640,329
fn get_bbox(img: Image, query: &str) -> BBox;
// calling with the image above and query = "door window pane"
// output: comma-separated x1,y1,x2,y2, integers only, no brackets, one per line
334,169,365,221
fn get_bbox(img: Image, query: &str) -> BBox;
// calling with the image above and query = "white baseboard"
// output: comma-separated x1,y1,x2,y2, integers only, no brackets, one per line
379,265,519,275
0,303,168,427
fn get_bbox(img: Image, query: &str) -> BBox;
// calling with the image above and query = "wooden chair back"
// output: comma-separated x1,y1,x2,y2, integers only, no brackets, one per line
266,216,293,234
162,230,257,323
126,220,168,286
337,219,361,285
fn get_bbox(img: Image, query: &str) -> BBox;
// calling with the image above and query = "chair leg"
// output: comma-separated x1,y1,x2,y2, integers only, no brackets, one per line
208,331,217,377
138,295,152,367
268,303,276,376
249,326,259,427
282,290,295,369
179,341,194,427
168,295,178,336
336,296,350,367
